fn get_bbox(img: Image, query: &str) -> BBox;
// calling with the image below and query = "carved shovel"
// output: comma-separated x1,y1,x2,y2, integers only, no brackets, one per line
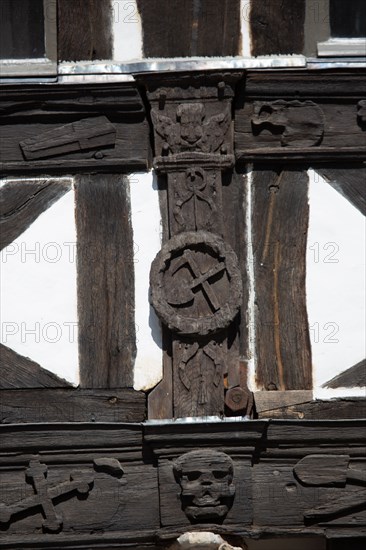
294,455,366,487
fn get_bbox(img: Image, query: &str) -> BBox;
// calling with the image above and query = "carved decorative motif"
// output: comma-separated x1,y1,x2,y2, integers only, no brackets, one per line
294,454,366,521
0,457,125,532
172,168,218,233
251,100,325,147
151,102,231,155
146,78,248,419
173,450,235,523
178,340,223,404
0,459,94,532
150,231,242,337
19,116,116,160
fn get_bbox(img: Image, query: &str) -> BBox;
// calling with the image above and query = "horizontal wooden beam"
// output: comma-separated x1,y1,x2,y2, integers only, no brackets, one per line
235,71,366,164
256,397,366,420
0,388,146,423
0,83,150,173
0,419,365,546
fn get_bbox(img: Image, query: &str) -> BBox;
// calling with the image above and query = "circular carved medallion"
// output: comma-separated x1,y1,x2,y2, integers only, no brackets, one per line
149,231,242,337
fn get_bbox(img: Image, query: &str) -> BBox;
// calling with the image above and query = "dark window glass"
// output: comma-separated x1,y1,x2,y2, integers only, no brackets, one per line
330,0,366,38
0,0,45,59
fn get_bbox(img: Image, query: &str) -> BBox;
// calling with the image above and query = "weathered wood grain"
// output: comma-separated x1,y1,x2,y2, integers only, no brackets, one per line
253,460,366,528
147,328,173,420
222,170,253,414
252,168,312,391
137,0,241,57
256,397,366,419
254,390,313,414
0,461,158,536
0,178,71,250
235,72,366,164
322,359,366,389
0,388,146,423
75,174,136,388
0,344,71,389
0,84,150,173
58,0,112,61
317,165,366,216
250,0,306,56
0,423,142,453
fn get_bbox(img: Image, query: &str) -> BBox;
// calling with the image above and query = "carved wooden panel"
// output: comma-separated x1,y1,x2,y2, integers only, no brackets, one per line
150,231,242,337
1,420,365,547
145,74,253,419
251,100,325,147
0,424,159,548
0,83,150,173
235,72,366,163
159,452,251,528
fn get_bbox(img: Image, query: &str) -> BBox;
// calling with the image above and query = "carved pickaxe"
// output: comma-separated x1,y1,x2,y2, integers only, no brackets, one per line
0,460,93,532
168,249,225,312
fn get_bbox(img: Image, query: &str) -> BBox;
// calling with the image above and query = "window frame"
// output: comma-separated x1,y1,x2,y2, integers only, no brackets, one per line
305,0,366,57
0,0,57,77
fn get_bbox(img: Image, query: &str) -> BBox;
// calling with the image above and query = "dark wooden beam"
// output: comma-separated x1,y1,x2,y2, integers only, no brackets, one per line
58,0,113,61
250,0,306,56
0,178,71,250
256,397,366,420
137,0,241,57
0,387,146,423
235,71,366,164
0,83,150,174
317,165,366,216
75,174,136,389
252,168,312,390
323,359,366,389
0,344,71,389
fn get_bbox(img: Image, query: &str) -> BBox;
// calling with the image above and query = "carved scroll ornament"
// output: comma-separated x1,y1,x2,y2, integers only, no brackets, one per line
173,450,235,523
149,231,242,337
251,100,325,146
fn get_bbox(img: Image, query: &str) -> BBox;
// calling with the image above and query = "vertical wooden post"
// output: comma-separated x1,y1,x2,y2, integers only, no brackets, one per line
76,174,136,388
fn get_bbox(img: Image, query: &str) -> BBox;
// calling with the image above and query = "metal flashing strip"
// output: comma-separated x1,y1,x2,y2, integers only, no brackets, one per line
59,56,307,75
307,57,366,69
1,56,365,85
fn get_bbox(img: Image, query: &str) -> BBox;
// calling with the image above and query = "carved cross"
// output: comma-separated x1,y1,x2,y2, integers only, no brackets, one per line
0,460,94,532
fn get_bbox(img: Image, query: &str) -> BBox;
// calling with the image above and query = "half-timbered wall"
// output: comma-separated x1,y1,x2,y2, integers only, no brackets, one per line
0,1,365,548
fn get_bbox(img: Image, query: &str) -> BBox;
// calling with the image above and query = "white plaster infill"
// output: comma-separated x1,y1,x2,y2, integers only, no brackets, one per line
0,178,79,385
129,171,163,391
112,0,143,62
306,169,366,399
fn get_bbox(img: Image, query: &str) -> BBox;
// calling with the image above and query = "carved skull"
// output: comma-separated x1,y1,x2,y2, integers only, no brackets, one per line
173,450,235,523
